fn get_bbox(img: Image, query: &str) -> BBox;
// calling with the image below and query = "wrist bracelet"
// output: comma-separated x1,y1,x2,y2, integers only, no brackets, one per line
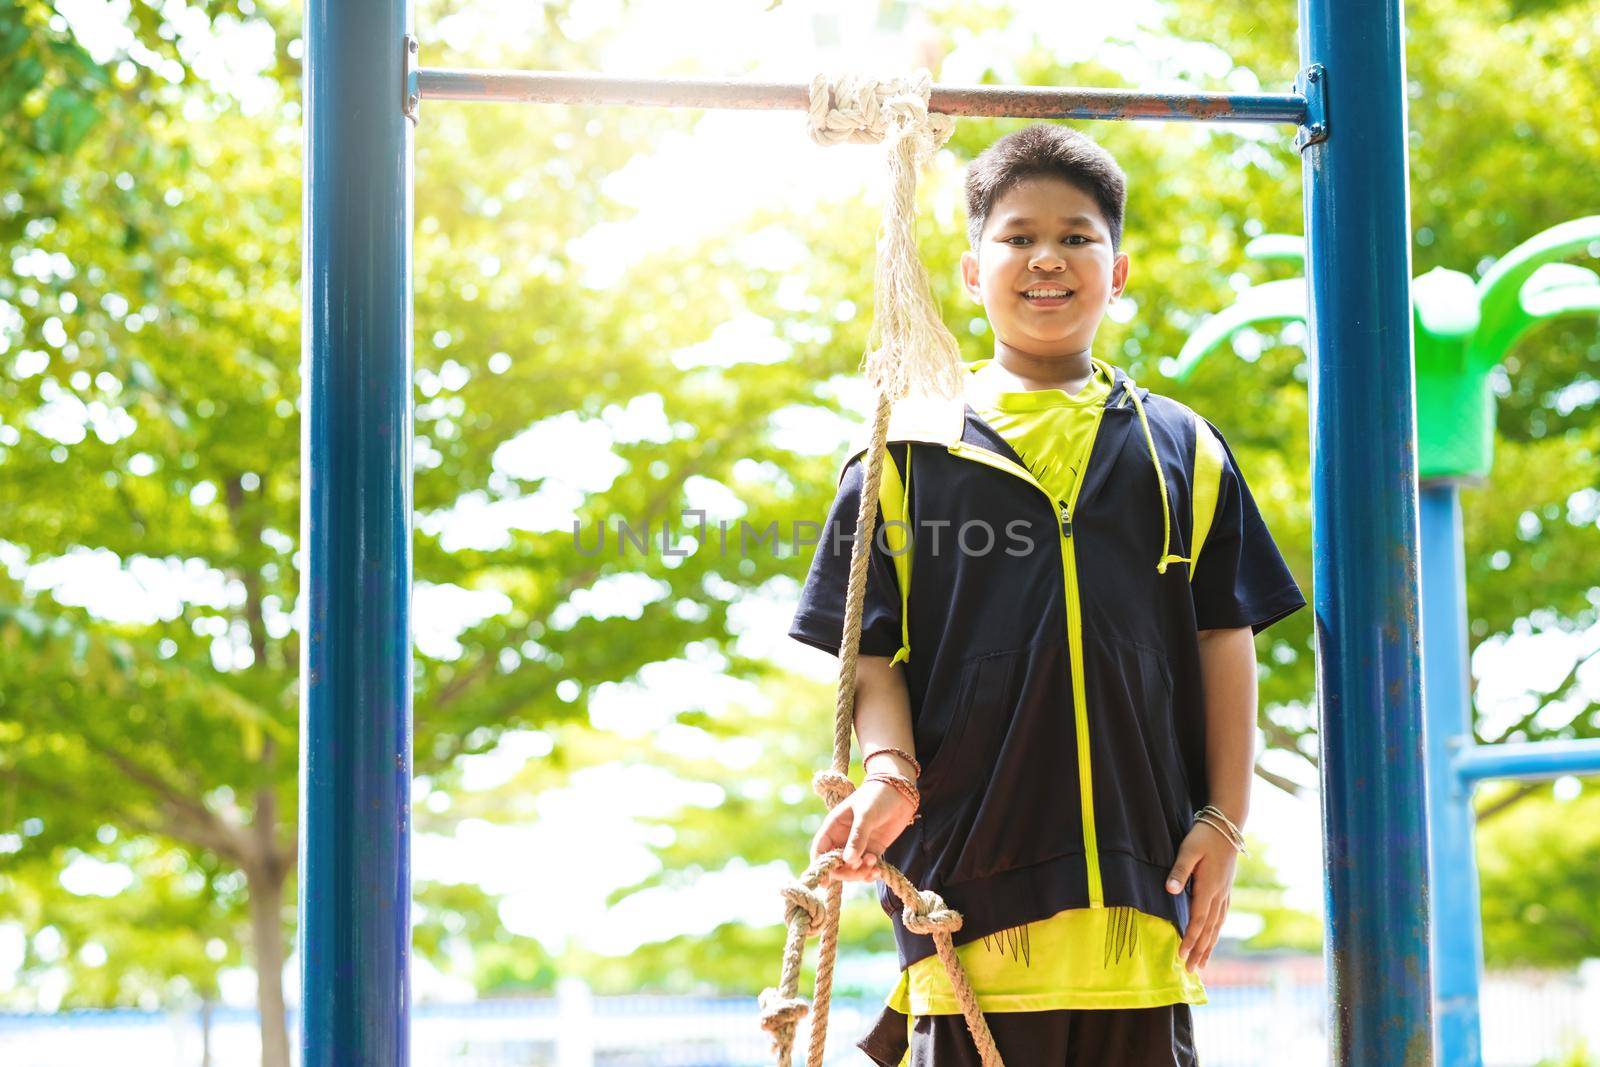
1194,814,1246,855
865,771,919,803
1196,804,1247,853
864,771,920,814
1193,811,1248,856
862,745,921,779
1195,806,1246,847
1196,809,1241,844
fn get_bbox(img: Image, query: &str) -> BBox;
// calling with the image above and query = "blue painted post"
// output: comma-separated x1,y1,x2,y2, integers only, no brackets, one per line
1297,1,1434,1063
1420,484,1484,1067
1454,740,1600,785
300,0,415,1063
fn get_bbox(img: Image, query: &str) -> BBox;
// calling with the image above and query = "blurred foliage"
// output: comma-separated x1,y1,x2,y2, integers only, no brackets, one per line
1534,1044,1598,1067
1477,779,1600,967
0,0,1595,1044
1232,840,1323,954
0,834,241,1006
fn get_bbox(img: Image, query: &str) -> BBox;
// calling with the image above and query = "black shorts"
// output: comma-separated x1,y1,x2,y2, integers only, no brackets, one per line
856,1003,1200,1066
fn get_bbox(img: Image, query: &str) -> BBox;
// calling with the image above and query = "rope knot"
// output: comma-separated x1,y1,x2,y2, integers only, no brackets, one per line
780,879,829,938
805,71,962,403
806,73,890,146
757,986,810,1047
812,768,855,809
902,888,964,936
806,71,954,155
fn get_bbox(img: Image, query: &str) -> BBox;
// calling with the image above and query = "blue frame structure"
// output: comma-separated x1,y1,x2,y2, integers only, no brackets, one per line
300,0,415,1063
299,0,1433,1062
1422,482,1600,1067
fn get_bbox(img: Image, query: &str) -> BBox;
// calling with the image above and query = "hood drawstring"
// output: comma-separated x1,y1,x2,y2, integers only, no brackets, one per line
1123,380,1190,576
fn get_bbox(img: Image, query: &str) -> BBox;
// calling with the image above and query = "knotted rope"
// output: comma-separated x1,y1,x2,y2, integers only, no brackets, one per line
756,73,1003,1067
757,822,1000,1067
805,72,965,404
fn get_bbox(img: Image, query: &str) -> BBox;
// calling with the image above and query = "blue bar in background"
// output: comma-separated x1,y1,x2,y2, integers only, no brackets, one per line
1298,1,1435,1063
1454,739,1600,786
1420,484,1484,1067
300,0,415,1063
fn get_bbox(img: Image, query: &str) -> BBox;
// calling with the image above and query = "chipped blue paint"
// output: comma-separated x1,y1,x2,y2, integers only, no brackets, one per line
1299,0,1435,1062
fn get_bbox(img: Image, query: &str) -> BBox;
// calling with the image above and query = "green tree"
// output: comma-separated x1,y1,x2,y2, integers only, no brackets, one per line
0,0,882,1057
1477,780,1600,967
1153,0,1600,805
602,0,1597,991
2,0,1596,1045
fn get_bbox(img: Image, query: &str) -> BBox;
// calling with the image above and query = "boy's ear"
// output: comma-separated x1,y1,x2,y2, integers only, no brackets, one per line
1110,250,1130,299
960,249,981,302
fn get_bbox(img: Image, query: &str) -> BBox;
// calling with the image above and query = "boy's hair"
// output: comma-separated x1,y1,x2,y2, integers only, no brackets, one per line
964,124,1128,254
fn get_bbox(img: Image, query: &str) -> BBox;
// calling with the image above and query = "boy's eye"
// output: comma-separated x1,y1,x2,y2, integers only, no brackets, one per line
1004,235,1090,246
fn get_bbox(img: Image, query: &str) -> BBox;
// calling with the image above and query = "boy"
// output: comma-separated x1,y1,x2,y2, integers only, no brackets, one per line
788,124,1305,1065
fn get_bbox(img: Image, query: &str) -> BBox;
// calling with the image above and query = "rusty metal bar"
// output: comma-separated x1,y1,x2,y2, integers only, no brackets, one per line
415,68,1308,125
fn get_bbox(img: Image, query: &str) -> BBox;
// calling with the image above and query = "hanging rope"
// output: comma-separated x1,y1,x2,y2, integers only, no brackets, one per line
756,73,1003,1067
805,72,965,404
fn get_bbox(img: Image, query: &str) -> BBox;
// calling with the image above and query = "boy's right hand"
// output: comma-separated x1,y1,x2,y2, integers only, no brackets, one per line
810,779,917,886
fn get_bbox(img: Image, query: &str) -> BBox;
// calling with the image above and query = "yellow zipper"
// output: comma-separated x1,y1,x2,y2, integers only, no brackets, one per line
947,440,1105,908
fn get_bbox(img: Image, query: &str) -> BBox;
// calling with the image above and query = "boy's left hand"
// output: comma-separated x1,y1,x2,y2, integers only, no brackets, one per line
1165,822,1238,973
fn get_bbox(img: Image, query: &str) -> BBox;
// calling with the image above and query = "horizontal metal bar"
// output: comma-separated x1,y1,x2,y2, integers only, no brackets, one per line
1454,739,1600,787
415,69,1308,125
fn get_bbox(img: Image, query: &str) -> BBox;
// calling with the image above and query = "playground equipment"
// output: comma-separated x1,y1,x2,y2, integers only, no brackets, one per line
1172,217,1600,1067
301,1,1430,1063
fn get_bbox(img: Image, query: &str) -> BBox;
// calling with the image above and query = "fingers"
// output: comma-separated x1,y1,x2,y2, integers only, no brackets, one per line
814,780,911,886
812,804,883,885
1180,889,1228,972
843,814,870,867
830,851,881,883
1177,898,1202,965
1176,861,1212,965
1187,906,1218,972
811,805,853,862
1166,840,1202,895
1195,896,1228,970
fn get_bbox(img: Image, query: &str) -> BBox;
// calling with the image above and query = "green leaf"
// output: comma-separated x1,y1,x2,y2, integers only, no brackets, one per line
0,54,45,113
41,85,100,155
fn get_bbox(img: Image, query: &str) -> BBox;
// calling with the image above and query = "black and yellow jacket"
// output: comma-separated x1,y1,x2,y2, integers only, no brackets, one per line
789,360,1305,979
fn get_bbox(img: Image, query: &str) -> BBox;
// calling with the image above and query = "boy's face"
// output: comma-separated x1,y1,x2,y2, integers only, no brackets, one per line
960,176,1129,361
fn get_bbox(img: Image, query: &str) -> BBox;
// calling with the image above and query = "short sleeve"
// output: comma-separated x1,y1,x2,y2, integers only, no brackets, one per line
788,449,906,659
1191,421,1307,635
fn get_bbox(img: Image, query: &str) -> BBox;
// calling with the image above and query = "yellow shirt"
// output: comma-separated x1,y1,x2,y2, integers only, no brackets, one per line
966,357,1113,510
882,356,1206,1019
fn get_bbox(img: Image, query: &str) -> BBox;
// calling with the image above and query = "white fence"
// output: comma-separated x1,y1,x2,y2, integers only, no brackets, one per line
3,963,1597,1066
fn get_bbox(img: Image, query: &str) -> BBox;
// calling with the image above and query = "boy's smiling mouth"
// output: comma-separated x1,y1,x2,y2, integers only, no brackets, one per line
1020,286,1074,308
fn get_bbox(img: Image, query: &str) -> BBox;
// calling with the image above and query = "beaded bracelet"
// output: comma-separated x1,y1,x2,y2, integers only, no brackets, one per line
864,771,921,818
862,745,922,779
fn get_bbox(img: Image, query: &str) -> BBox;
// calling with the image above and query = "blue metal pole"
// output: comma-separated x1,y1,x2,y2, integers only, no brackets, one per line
1420,483,1483,1067
1455,739,1600,786
1298,1,1434,1063
300,0,414,1063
